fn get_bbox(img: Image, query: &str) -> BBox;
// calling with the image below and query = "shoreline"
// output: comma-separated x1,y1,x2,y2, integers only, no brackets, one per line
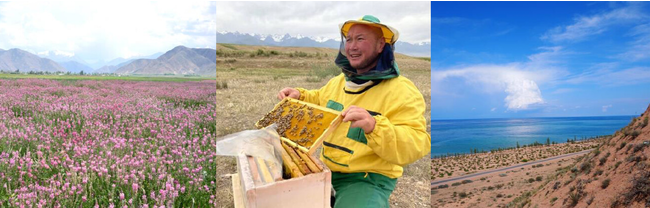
432,149,592,186
431,135,608,159
431,115,635,122
431,137,603,181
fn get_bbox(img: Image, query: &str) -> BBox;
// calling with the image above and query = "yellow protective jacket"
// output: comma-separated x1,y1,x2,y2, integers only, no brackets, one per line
297,74,430,178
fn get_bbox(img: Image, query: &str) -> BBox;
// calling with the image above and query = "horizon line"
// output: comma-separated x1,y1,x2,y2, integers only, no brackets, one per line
432,114,637,121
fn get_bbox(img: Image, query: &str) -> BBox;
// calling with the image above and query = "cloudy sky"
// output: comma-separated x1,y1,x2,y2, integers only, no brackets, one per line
432,2,650,119
0,2,216,66
216,2,430,44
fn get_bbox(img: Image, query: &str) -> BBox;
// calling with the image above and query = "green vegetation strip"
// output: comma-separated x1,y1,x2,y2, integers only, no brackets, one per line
0,74,215,82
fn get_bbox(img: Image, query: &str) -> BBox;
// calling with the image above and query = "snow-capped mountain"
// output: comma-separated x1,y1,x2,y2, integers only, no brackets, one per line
217,31,430,57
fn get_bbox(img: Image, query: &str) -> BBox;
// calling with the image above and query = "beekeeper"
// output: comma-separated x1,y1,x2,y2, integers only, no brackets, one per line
277,15,430,208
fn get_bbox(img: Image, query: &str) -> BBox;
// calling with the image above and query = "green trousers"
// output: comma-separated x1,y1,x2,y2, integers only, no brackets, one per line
331,172,397,208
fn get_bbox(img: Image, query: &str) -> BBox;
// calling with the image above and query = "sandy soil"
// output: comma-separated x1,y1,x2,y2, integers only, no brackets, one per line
432,140,602,181
431,151,588,208
527,108,650,208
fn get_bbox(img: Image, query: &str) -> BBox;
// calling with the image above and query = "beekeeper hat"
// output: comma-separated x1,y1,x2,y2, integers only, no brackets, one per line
339,15,399,45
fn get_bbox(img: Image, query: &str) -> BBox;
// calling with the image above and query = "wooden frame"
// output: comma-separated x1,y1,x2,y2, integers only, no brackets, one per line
256,98,342,156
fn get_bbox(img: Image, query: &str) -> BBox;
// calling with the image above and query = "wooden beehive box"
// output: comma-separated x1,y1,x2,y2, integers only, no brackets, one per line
232,98,341,208
235,153,332,208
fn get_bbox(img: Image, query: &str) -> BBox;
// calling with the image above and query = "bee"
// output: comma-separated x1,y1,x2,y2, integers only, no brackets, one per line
299,126,308,136
289,125,299,134
296,109,305,121
273,107,284,119
297,137,310,145
276,113,294,136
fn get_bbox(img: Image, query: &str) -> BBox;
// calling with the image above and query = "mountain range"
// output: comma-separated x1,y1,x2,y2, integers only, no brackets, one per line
217,31,431,57
114,46,216,76
59,61,94,74
0,48,66,73
37,51,164,70
0,46,216,76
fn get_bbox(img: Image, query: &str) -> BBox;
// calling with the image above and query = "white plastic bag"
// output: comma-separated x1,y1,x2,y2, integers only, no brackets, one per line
216,124,283,178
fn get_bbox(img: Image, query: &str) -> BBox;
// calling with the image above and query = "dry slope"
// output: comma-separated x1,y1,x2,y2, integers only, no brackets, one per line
525,104,650,208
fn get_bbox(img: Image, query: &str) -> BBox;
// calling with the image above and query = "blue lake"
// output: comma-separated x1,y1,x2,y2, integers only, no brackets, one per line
431,116,635,157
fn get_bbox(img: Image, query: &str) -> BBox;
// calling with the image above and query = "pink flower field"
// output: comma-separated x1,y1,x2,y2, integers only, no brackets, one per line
0,79,216,207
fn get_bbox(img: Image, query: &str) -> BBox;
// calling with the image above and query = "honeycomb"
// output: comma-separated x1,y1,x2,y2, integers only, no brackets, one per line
256,98,340,152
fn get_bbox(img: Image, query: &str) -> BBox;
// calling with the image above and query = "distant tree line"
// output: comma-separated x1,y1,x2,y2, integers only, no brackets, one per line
0,69,118,76
431,135,609,159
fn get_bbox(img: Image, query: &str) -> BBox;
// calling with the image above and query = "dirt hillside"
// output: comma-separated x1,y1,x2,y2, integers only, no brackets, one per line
524,104,650,208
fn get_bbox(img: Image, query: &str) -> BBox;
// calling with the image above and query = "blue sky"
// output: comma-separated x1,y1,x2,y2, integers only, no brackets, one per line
432,2,650,119
0,2,215,66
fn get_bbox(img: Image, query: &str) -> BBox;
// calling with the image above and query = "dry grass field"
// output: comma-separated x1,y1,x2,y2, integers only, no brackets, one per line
215,43,431,208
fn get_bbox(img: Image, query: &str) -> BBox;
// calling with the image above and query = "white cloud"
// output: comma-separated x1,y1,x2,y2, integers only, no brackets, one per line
431,17,465,25
616,23,650,61
602,105,613,112
504,79,544,110
216,2,430,44
541,3,646,43
550,88,576,94
527,46,564,65
432,47,568,111
432,64,556,111
37,50,75,57
0,2,216,63
566,67,650,86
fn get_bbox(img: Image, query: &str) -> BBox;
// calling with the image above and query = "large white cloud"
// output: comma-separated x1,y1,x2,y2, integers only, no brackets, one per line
433,65,552,111
216,2,430,44
0,2,216,63
432,47,568,111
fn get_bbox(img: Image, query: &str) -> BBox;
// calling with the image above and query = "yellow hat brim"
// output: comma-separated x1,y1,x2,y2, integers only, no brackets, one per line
340,20,399,44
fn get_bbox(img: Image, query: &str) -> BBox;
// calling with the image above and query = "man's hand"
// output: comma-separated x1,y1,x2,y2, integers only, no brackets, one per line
277,87,300,100
342,105,376,134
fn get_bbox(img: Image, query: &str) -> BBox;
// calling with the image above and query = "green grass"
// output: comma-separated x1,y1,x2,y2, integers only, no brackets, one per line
219,67,305,77
311,64,341,79
221,44,238,50
0,74,214,82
